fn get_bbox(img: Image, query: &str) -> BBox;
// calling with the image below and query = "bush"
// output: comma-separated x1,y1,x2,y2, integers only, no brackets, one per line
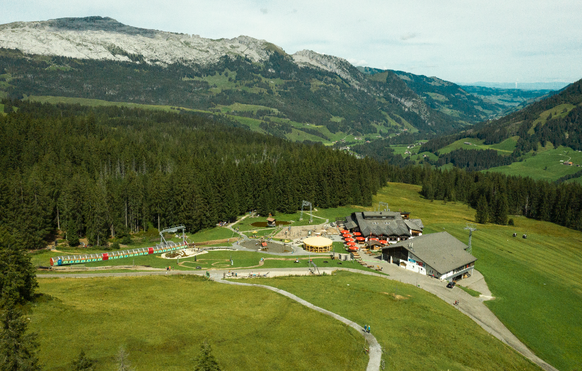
120,236,132,245
110,242,120,250
508,218,515,226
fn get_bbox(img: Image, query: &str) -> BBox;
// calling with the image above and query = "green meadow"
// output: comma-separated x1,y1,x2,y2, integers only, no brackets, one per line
374,183,582,371
252,272,539,371
31,275,367,371
438,137,518,155
486,145,582,181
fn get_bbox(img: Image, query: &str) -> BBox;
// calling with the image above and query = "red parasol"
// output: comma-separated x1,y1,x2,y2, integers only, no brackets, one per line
348,246,359,251
346,242,356,246
342,233,352,237
344,238,355,242
370,237,379,241
353,232,362,236
379,240,388,244
340,230,349,234
355,236,365,241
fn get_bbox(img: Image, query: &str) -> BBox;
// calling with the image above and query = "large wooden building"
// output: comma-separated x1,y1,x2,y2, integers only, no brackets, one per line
381,232,477,282
343,211,423,243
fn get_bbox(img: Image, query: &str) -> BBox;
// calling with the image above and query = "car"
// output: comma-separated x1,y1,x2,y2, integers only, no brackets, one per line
446,281,456,289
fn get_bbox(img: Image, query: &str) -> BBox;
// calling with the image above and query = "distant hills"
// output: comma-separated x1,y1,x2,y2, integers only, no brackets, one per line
463,81,570,90
417,78,582,182
0,16,552,144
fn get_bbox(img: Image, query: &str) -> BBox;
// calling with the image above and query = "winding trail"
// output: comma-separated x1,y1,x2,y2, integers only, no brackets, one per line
215,277,383,371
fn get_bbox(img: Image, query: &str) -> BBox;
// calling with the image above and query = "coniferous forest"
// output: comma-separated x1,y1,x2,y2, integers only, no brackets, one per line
2,99,582,252
0,100,388,249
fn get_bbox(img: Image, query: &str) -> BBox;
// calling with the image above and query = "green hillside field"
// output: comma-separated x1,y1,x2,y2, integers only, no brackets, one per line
485,145,582,182
255,272,539,371
372,183,582,371
437,137,518,155
31,275,368,371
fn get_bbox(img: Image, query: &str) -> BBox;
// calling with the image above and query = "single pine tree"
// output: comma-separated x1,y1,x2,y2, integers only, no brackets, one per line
72,349,95,371
194,340,222,371
475,195,489,224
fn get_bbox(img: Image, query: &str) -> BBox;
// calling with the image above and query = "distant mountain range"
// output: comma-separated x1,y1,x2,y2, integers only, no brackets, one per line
462,82,570,90
0,16,557,143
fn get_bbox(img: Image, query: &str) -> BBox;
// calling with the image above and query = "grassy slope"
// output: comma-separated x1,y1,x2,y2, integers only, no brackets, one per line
486,145,582,181
438,137,518,155
252,272,538,371
31,275,367,371
373,183,582,371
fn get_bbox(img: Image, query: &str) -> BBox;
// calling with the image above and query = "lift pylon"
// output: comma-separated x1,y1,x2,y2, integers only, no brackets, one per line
300,200,313,223
160,225,186,246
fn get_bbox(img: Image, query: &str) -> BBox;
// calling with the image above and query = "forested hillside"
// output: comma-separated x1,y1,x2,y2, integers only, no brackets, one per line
414,78,582,172
0,100,388,249
0,47,455,139
384,165,582,231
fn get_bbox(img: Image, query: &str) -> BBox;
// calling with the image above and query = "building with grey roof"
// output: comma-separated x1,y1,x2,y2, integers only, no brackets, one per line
344,211,423,243
381,232,477,282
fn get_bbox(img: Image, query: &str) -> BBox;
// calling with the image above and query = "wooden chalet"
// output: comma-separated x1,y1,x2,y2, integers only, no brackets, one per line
381,232,477,282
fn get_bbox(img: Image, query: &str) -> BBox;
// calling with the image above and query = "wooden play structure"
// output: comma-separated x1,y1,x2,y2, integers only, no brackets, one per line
303,236,333,253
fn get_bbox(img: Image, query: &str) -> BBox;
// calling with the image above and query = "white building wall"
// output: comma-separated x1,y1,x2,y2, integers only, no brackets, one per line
402,252,427,275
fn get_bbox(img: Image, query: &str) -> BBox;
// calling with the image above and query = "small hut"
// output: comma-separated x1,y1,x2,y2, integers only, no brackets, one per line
267,217,277,227
303,236,333,253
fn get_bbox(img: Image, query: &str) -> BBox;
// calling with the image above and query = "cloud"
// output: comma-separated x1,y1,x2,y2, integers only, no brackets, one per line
260,8,268,14
347,58,367,66
400,32,418,41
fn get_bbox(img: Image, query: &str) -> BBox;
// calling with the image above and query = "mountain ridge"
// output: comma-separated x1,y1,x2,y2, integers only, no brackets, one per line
0,16,554,140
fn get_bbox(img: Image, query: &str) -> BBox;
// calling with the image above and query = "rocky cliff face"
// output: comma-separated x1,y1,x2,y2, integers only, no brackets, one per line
0,16,368,86
0,16,277,66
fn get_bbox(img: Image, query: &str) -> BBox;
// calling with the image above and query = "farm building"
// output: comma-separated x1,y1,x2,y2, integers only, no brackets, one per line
381,232,477,282
343,211,423,243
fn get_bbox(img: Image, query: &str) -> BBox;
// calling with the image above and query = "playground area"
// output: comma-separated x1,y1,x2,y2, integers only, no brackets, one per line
240,240,293,253
274,224,340,240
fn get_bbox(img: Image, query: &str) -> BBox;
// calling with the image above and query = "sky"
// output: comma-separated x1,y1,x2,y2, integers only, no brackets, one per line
2,0,581,84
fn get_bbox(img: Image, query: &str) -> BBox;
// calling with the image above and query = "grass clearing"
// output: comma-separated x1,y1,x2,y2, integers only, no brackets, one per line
373,183,582,370
438,137,515,155
486,145,582,181
246,272,539,370
31,275,367,370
